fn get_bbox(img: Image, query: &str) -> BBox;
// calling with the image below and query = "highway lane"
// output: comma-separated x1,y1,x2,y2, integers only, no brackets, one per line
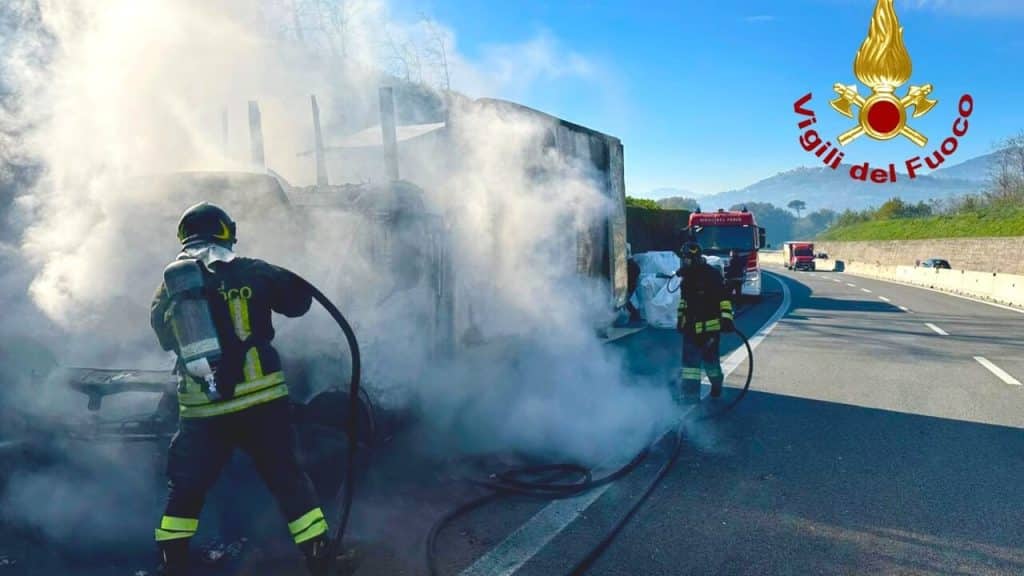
584,269,1024,576
831,270,1024,385
761,266,1024,428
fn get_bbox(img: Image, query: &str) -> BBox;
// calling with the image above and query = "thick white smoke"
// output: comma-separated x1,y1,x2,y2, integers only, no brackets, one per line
0,0,673,552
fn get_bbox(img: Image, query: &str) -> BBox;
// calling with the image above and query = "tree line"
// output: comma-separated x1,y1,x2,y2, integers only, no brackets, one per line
625,196,836,247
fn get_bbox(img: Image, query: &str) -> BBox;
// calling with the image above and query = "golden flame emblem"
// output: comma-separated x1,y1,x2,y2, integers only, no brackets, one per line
830,0,936,146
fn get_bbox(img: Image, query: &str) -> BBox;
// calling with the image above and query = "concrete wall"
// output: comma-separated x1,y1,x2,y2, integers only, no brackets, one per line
814,237,1024,275
759,249,1024,309
843,263,1024,309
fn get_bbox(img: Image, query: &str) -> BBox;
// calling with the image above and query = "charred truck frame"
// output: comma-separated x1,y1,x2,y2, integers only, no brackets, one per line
42,87,627,497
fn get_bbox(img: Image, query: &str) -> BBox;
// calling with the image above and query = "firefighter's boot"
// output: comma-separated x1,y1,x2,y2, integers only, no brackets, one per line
301,535,332,576
709,378,723,399
679,368,702,406
156,539,190,576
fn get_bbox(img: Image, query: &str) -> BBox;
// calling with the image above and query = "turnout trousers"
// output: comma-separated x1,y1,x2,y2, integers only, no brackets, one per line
155,398,327,553
680,331,723,402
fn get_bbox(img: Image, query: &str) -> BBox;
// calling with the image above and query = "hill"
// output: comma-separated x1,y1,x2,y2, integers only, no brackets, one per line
641,148,1024,213
929,146,1021,182
818,208,1024,241
694,166,983,213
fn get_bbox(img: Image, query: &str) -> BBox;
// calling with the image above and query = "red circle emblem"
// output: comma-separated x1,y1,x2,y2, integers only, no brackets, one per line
866,100,901,135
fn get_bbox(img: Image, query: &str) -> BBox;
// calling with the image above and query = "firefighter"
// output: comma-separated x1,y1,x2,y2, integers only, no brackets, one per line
675,241,734,404
150,202,330,576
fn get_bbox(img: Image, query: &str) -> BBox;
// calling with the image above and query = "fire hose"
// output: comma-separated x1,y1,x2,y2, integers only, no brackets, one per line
290,273,362,576
426,323,754,575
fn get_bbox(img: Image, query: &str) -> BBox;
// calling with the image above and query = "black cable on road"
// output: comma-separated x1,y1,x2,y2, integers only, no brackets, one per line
427,325,754,576
568,327,752,575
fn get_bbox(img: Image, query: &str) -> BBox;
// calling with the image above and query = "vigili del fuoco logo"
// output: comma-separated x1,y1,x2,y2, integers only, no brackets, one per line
793,0,974,184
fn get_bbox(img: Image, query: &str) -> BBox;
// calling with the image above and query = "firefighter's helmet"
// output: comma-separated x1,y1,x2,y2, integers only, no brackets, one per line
680,241,702,258
680,241,703,268
177,202,237,248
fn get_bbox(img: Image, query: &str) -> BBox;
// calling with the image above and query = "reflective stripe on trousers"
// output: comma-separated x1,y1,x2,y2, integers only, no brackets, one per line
155,515,198,542
288,507,329,544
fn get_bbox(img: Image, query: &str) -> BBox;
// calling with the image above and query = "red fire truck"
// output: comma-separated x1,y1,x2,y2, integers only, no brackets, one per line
687,208,766,298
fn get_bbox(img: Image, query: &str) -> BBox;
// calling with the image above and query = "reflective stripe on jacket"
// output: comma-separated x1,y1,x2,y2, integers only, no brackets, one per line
677,260,732,334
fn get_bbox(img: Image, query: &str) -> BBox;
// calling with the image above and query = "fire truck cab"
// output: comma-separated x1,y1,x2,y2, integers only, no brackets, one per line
687,208,766,298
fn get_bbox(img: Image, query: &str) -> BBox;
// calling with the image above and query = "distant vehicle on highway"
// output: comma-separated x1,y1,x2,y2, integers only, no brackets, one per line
783,241,816,271
921,258,952,269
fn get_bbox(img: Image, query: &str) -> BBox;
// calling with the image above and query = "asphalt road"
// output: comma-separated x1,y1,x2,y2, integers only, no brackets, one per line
5,267,1024,575
581,268,1024,576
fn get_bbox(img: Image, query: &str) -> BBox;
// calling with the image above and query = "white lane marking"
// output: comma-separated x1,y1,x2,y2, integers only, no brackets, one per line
925,322,948,336
833,278,841,283
461,274,794,576
973,356,1022,386
846,283,857,287
879,296,891,302
459,487,613,576
899,306,911,313
861,288,872,293
843,272,1024,315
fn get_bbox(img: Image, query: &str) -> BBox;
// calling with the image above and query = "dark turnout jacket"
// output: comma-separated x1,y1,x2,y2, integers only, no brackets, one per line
677,260,733,335
151,256,312,417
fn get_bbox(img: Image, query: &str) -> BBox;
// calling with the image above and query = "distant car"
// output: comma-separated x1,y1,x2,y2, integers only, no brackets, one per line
921,258,951,269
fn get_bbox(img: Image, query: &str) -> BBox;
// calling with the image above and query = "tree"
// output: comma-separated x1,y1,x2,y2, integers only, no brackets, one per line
787,199,806,218
626,196,661,210
657,196,699,211
731,202,795,246
806,208,837,230
987,133,1024,209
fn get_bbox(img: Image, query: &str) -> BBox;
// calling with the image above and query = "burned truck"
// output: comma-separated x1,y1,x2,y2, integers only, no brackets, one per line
0,88,628,564
57,86,628,434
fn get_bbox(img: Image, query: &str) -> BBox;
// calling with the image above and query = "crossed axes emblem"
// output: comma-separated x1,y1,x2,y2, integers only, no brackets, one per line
830,83,937,147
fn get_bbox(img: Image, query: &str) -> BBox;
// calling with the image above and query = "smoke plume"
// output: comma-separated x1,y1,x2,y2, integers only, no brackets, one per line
0,0,671,555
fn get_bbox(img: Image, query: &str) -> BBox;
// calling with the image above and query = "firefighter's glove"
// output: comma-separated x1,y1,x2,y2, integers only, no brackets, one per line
721,317,735,333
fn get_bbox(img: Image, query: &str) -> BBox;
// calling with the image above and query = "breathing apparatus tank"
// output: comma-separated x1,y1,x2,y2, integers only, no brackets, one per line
163,257,223,400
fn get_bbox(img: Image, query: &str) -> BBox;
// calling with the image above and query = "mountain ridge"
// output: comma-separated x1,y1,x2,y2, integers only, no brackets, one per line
648,147,1019,212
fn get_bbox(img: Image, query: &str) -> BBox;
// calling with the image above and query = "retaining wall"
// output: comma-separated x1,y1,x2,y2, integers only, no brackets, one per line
760,250,1024,309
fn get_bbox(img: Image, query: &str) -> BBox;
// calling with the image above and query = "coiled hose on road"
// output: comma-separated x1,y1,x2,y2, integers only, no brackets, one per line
426,326,754,576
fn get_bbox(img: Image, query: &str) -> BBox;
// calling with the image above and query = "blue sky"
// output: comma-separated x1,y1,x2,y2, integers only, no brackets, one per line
395,0,1024,197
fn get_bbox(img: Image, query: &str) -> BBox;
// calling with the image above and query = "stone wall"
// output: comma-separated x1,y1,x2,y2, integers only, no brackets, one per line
815,237,1024,275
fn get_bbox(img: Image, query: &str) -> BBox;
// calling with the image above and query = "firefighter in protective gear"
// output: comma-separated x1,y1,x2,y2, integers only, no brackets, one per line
150,202,331,576
675,241,734,404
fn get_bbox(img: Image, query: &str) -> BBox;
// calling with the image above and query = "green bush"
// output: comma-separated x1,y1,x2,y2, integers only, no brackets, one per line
626,196,661,210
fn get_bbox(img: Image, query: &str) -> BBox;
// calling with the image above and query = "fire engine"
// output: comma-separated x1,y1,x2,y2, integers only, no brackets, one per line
687,208,766,298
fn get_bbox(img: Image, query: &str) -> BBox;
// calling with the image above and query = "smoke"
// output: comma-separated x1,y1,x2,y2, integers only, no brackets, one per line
0,0,671,555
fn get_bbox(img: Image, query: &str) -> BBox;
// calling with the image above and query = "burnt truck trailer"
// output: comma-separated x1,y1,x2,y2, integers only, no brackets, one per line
24,90,628,497
318,94,630,322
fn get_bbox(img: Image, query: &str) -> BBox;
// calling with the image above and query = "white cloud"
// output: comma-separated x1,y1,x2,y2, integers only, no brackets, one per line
744,15,776,23
905,0,1024,16
444,29,595,100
